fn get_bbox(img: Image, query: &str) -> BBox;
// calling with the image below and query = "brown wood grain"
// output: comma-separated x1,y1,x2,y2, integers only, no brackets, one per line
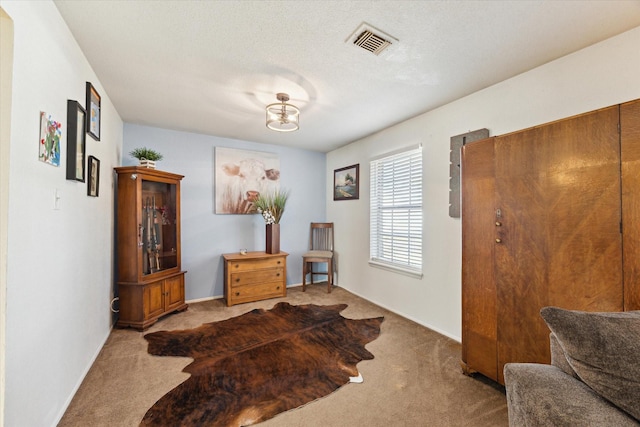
165,275,186,311
494,106,622,383
622,99,640,310
461,137,498,381
461,101,640,385
223,252,288,306
115,167,187,330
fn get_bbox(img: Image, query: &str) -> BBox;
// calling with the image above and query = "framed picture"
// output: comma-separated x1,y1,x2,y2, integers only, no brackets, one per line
86,82,101,141
87,156,100,197
334,164,359,201
66,100,86,182
38,111,61,166
214,147,280,214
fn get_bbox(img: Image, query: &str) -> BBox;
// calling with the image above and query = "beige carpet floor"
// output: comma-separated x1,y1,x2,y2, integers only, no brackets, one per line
58,285,508,426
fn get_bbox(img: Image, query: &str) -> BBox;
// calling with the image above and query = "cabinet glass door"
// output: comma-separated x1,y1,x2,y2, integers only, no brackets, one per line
140,179,178,275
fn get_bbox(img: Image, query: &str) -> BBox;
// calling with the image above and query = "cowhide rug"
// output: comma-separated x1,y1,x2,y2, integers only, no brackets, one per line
140,302,384,426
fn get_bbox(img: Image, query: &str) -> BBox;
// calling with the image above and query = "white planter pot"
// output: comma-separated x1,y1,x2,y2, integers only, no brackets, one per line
139,159,156,169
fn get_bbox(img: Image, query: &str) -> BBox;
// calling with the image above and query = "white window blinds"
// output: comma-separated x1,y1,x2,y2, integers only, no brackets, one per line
370,145,423,276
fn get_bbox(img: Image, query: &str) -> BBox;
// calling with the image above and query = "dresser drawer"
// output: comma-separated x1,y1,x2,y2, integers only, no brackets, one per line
223,251,288,307
228,257,285,272
230,268,284,287
228,281,285,305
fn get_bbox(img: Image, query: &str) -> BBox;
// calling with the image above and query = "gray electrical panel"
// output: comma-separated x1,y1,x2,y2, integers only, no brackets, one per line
449,128,490,218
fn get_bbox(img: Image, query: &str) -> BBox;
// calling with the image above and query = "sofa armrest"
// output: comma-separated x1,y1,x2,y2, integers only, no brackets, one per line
504,363,639,427
549,332,579,379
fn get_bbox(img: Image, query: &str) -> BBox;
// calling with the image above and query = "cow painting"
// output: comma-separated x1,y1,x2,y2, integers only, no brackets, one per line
215,147,280,214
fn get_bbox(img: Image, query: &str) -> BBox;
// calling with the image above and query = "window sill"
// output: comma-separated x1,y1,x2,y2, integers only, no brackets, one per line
368,260,423,279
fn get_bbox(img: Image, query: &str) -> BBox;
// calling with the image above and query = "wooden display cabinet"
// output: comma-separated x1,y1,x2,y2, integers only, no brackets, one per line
115,166,188,330
223,251,288,306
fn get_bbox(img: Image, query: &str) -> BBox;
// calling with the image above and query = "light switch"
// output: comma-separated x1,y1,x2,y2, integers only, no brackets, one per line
54,188,61,210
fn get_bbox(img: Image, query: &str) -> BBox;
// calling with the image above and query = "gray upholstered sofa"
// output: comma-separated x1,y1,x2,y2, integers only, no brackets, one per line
504,307,640,426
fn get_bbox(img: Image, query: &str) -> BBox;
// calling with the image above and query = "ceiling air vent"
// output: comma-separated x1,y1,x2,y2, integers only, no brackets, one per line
354,30,391,55
346,22,398,57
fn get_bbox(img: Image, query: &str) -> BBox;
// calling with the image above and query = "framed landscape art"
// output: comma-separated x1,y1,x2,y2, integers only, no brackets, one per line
334,164,359,200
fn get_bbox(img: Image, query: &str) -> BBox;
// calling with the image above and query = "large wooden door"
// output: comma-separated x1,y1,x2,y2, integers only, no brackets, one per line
494,106,623,383
461,138,498,381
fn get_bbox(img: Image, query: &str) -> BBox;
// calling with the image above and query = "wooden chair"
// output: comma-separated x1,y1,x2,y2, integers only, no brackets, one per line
302,222,334,293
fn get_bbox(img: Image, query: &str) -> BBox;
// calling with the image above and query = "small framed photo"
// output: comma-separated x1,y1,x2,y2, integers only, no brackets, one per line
66,100,86,182
87,155,100,197
86,82,101,141
334,164,359,201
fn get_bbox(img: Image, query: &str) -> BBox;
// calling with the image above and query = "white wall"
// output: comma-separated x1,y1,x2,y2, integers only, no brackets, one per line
1,1,123,426
327,26,640,341
0,8,14,427
123,124,326,300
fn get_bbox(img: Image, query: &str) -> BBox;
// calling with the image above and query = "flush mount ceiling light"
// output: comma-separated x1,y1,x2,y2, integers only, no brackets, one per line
266,93,299,132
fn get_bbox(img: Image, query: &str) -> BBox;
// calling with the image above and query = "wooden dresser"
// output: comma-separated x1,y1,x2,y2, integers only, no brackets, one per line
223,251,288,306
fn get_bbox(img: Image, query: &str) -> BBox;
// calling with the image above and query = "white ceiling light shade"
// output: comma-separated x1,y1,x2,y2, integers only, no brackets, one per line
266,93,300,132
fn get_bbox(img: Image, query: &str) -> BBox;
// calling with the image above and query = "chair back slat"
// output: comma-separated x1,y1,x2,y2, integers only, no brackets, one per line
309,222,334,251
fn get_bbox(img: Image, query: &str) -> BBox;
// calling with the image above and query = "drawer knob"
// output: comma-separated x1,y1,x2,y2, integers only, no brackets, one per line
235,264,239,268
276,286,280,290
276,273,280,277
235,292,240,296
277,261,281,264
495,238,502,243
235,278,240,282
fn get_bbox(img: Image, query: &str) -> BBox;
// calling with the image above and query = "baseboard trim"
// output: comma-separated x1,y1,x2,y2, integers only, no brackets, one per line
187,283,459,342
186,283,305,304
186,295,220,304
341,286,461,343
54,323,114,426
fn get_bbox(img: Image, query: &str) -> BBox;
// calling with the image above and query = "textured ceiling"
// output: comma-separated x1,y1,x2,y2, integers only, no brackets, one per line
53,0,640,152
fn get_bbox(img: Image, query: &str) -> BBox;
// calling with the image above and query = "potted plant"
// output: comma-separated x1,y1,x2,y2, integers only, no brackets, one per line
254,189,289,254
129,147,163,169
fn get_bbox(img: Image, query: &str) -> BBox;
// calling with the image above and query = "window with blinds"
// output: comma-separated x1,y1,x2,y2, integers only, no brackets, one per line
369,145,423,277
